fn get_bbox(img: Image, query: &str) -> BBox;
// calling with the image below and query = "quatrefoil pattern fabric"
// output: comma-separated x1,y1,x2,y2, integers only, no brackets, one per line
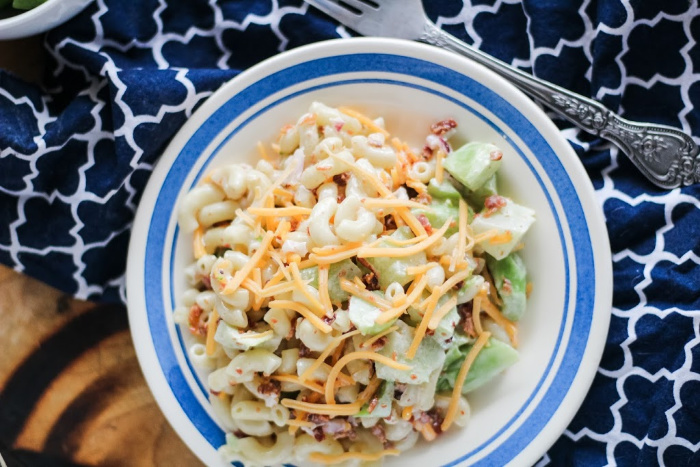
0,1,698,465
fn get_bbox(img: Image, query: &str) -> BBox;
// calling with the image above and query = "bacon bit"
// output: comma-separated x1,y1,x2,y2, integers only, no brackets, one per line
299,342,313,358
422,409,445,435
322,419,356,441
334,173,348,202
484,195,507,211
457,302,477,338
430,119,457,136
414,191,432,205
188,305,207,337
422,144,434,160
369,336,387,351
333,172,349,186
201,275,212,290
322,314,336,325
370,423,390,448
501,278,513,296
394,383,407,399
235,368,243,375
410,374,417,380
313,427,325,442
362,272,380,291
307,414,331,425
383,215,398,231
286,317,297,340
490,149,503,161
405,185,419,199
357,256,378,276
258,377,281,396
290,217,300,231
415,214,433,235
367,396,379,414
483,195,507,216
425,328,435,336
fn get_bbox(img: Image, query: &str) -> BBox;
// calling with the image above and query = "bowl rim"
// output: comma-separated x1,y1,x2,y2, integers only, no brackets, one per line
0,0,93,39
126,37,612,467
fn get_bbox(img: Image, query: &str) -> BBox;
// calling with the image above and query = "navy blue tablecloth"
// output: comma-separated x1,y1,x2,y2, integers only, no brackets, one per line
0,1,698,465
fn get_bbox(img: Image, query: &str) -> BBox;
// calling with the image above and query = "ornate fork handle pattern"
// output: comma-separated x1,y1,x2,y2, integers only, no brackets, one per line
420,22,700,189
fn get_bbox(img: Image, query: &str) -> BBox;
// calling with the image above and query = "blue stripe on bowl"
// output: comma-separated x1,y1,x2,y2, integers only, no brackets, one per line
143,52,594,466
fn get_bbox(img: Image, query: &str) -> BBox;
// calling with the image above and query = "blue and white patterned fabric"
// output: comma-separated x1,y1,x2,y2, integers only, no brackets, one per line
0,0,698,465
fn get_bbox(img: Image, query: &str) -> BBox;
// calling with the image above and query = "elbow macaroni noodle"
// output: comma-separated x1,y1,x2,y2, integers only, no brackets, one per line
175,102,532,465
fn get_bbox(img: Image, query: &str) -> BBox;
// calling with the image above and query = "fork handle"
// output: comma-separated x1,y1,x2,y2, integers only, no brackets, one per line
420,22,699,189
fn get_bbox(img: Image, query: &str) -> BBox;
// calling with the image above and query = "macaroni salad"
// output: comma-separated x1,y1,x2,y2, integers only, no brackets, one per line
175,102,535,466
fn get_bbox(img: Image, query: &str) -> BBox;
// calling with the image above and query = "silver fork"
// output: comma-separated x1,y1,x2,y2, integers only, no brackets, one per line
303,0,700,189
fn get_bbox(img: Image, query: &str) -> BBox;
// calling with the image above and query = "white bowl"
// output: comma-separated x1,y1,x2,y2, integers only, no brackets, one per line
0,0,93,40
127,38,612,466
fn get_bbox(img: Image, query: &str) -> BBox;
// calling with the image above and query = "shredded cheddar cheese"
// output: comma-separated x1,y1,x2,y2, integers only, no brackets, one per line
281,399,363,416
420,423,438,441
380,234,429,247
489,231,513,245
268,300,332,333
406,262,439,276
360,325,398,349
358,217,452,259
339,278,392,309
435,149,446,184
362,198,434,211
247,206,312,217
222,231,275,295
259,278,309,298
299,330,361,382
376,274,428,325
311,242,363,257
193,227,206,259
428,296,458,331
286,419,315,428
309,247,362,265
441,332,491,431
271,375,325,394
472,286,485,336
407,292,440,359
289,262,326,316
309,449,400,465
241,278,264,297
251,268,264,311
272,186,294,201
338,106,390,137
481,295,518,347
205,309,219,356
318,264,333,315
438,269,471,295
456,198,469,263
473,229,502,244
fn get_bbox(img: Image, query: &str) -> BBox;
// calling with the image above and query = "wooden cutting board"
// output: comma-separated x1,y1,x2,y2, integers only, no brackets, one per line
0,265,202,466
